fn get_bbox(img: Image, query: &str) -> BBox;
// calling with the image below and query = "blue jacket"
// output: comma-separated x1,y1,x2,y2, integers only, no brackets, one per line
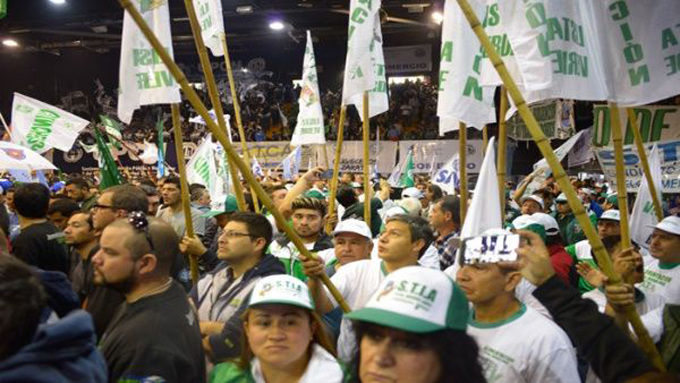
37,269,80,320
0,310,107,383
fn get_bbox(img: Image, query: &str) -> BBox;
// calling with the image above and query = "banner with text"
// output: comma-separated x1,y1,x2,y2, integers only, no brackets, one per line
383,45,432,74
399,140,484,174
316,141,397,174
591,104,680,147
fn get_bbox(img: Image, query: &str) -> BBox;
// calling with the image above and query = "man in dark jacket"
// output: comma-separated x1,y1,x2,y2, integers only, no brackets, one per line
0,255,106,382
190,212,284,363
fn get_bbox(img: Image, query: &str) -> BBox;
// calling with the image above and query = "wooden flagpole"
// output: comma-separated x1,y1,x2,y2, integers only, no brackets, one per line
326,106,347,235
171,104,199,285
497,88,508,220
610,103,632,249
219,32,260,213
454,0,664,369
626,108,663,220
459,122,468,225
182,0,246,212
482,125,488,155
363,92,371,225
117,0,351,313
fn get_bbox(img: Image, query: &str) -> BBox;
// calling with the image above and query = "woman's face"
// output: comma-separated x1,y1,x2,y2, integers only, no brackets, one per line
245,305,314,369
359,324,441,383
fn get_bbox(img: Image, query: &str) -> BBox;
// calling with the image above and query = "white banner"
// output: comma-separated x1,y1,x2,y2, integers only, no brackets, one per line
118,0,181,123
10,93,89,154
193,0,224,56
630,145,662,250
591,104,680,147
432,153,460,195
342,0,380,105
568,127,594,168
317,141,397,174
291,31,326,146
595,138,680,193
399,140,485,174
437,0,496,132
461,137,502,238
186,135,220,199
383,44,432,74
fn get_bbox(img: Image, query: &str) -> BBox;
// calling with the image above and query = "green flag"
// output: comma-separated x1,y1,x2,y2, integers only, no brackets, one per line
0,0,7,19
94,127,124,190
99,115,123,149
398,150,415,188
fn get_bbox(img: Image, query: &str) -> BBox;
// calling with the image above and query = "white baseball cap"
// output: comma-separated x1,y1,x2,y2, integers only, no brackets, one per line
401,187,424,199
653,216,680,236
346,266,469,332
248,275,314,310
531,212,560,235
520,195,544,209
332,219,372,240
599,209,621,222
581,187,596,196
555,193,568,203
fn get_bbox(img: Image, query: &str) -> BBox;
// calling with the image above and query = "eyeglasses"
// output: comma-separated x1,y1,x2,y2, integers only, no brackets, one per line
222,231,256,239
92,203,117,211
128,211,154,251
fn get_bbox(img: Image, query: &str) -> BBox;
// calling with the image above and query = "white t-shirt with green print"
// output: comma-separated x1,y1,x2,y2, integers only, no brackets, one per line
467,304,579,383
638,258,680,303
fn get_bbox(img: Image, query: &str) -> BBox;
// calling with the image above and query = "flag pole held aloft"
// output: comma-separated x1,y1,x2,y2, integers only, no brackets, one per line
171,104,199,285
453,0,664,370
459,122,468,225
326,106,347,235
609,103,632,250
117,0,351,313
497,88,508,221
626,108,663,221
363,91,371,225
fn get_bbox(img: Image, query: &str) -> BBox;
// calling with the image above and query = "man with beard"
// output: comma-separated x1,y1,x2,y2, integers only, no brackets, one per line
269,197,333,281
95,214,205,382
64,212,97,295
65,177,97,212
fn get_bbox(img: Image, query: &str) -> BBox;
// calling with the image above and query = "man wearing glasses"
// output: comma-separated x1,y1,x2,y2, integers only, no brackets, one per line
190,212,284,362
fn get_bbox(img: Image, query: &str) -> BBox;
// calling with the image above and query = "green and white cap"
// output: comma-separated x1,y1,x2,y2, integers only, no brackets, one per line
248,275,314,310
346,266,469,333
202,194,239,218
510,215,546,242
599,209,620,222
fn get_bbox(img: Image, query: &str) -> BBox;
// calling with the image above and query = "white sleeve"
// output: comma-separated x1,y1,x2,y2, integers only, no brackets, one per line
527,345,580,383
637,306,664,343
418,245,440,269
326,264,354,309
192,213,206,236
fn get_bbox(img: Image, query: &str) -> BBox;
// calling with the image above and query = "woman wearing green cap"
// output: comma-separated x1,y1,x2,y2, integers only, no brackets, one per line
209,274,344,382
346,266,486,383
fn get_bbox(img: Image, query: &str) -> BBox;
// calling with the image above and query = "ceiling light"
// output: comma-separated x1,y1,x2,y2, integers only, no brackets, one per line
269,21,285,31
432,11,443,24
49,0,66,4
236,5,253,14
2,39,19,47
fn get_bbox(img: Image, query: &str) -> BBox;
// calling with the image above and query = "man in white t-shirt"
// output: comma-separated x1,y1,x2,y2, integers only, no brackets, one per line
638,216,680,303
456,232,579,382
300,214,434,362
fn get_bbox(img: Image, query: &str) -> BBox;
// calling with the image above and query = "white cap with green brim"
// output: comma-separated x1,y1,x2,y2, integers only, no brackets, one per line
599,209,620,222
248,275,314,310
345,266,469,333
651,216,680,236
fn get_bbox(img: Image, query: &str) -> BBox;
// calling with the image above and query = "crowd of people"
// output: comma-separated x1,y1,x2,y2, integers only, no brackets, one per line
0,164,678,382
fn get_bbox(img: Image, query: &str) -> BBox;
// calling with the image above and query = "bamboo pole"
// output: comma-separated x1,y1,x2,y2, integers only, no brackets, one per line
626,108,663,220
497,88,508,220
459,122,468,225
326,106,347,235
454,0,664,369
362,92,371,225
171,104,199,285
219,32,260,213
610,103,632,249
322,144,330,169
118,0,351,313
482,125,488,155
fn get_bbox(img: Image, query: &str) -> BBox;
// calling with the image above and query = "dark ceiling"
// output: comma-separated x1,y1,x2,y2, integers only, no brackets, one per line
0,0,443,55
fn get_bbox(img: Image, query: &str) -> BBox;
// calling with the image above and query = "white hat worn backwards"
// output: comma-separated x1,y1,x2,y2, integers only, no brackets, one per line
531,212,560,235
653,216,680,236
401,187,424,200
345,266,469,333
248,275,314,310
556,193,568,202
520,195,544,209
332,219,372,240
599,209,621,222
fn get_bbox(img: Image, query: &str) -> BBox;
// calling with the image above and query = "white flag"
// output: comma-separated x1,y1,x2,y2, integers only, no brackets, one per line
437,0,496,132
291,31,326,146
432,153,460,196
10,93,89,154
186,135,219,199
342,0,388,120
526,129,587,194
251,156,264,178
193,0,224,56
630,145,662,250
138,140,159,165
282,145,302,181
118,0,181,124
460,137,501,239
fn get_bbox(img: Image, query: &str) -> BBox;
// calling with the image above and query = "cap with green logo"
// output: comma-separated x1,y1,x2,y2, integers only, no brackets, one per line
606,193,618,208
305,189,325,200
346,266,469,333
248,274,314,310
510,215,546,242
202,194,238,218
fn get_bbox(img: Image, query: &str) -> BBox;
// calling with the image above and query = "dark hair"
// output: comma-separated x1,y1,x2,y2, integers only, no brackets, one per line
349,321,486,383
385,214,434,258
336,185,358,208
190,187,207,202
163,177,181,189
0,256,47,361
264,184,287,196
138,179,156,189
189,183,206,196
438,195,461,224
111,217,179,276
65,177,89,190
0,204,9,238
229,212,274,255
48,198,80,217
104,185,149,213
591,235,622,262
14,183,50,218
291,197,326,217
428,184,444,201
138,184,157,197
